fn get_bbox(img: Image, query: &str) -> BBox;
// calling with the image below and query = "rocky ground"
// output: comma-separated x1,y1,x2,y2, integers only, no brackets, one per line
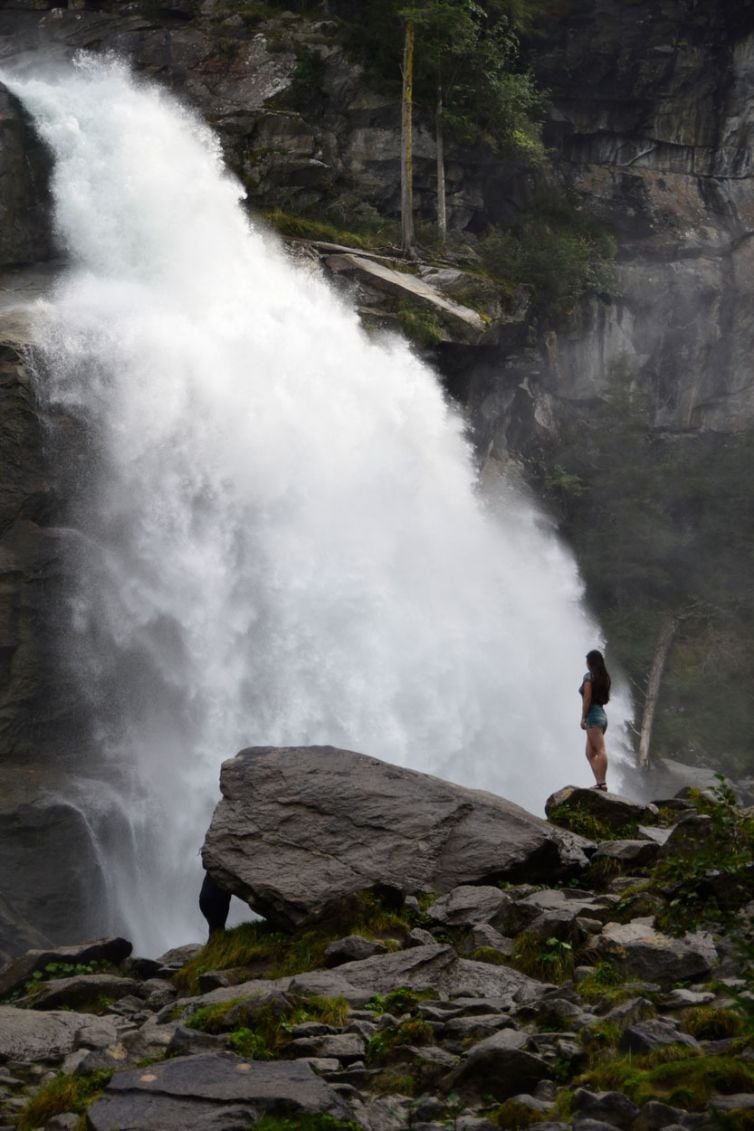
0,748,752,1131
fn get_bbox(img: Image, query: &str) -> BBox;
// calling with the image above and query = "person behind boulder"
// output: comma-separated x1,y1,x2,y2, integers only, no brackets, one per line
579,648,611,791
199,872,231,938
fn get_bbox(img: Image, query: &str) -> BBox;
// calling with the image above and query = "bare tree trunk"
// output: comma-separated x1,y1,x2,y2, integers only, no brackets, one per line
638,614,679,768
401,19,415,255
435,80,447,242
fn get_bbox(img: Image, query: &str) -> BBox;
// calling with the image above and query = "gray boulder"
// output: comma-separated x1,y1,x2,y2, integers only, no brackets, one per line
546,786,659,836
324,934,388,967
449,1028,551,1101
0,1005,94,1063
86,1052,352,1131
572,1088,640,1130
427,885,513,928
588,922,717,984
202,746,592,928
22,974,142,1012
619,1019,702,1054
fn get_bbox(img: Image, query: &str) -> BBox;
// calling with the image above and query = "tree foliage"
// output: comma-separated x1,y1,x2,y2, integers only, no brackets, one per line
342,0,546,159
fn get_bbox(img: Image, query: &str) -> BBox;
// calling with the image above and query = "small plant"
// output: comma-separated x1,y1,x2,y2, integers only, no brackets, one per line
546,801,614,841
186,992,349,1059
396,305,445,349
17,1070,112,1131
509,931,575,983
366,1018,435,1062
227,1027,273,1059
366,987,436,1016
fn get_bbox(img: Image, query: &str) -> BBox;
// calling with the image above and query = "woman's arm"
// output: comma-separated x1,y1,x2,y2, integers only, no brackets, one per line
580,677,592,729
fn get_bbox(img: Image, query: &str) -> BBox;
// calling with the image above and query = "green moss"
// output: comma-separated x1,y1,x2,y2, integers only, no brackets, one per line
681,1006,744,1041
546,801,613,840
369,1070,417,1096
365,987,436,1015
395,305,445,348
186,993,350,1059
492,1097,552,1127
261,209,399,251
366,1018,435,1063
579,1048,754,1108
470,946,509,965
509,931,575,983
17,1071,113,1131
252,1116,361,1131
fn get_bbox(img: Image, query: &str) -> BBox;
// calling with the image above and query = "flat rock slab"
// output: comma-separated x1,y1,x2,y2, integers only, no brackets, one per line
202,746,592,927
0,1005,93,1063
87,1052,352,1131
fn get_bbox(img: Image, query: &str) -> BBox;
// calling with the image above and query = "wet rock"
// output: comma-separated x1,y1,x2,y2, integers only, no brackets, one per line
0,937,130,998
203,746,592,929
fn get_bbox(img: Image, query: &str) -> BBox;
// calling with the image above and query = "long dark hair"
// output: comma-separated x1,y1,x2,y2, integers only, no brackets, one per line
586,649,611,704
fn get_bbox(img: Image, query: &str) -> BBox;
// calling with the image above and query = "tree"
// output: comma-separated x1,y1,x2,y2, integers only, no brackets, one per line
399,0,545,244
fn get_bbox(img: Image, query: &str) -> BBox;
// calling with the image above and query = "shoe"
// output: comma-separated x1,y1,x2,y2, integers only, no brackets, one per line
591,783,608,791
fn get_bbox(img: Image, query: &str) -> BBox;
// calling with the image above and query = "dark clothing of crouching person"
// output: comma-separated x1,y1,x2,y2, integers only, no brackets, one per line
199,872,231,938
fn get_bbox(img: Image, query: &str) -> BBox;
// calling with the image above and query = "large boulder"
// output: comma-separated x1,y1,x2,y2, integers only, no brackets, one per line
0,1005,95,1064
202,746,593,928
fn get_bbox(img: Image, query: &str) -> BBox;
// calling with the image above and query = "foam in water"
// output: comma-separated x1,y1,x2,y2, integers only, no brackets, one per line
4,56,631,953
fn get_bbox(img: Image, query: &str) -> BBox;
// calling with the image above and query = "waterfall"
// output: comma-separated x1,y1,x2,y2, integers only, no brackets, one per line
4,56,630,954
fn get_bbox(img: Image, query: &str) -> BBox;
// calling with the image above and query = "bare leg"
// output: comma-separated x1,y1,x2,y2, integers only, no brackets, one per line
585,727,608,788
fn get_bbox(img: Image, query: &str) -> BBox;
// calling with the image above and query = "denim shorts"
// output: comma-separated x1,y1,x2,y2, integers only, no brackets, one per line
585,705,607,733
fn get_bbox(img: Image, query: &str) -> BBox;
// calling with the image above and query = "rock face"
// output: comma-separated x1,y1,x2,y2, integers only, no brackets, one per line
202,746,593,928
469,0,754,449
0,88,52,268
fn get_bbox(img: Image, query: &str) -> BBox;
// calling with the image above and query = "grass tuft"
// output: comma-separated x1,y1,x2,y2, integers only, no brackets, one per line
17,1071,112,1131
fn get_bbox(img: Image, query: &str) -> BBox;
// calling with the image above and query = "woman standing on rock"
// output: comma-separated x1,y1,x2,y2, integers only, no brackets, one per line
580,649,611,791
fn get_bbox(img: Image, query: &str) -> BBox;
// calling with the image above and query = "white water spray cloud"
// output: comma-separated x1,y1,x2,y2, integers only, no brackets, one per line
4,55,631,953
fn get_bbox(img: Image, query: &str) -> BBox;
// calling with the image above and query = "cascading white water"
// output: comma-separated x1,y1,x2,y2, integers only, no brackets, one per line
5,55,630,954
